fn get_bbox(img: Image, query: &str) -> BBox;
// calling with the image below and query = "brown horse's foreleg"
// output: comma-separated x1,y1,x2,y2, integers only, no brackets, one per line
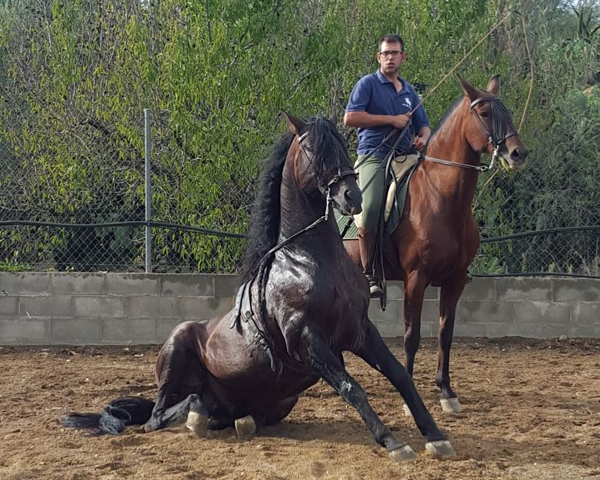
403,272,428,378
437,277,467,413
354,321,454,456
300,327,418,462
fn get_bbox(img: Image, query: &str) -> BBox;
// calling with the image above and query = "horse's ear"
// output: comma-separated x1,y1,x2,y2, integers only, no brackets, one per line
457,75,478,102
487,74,500,95
281,111,306,135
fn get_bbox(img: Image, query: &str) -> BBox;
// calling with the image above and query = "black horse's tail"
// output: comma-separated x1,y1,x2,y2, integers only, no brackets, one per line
60,396,155,435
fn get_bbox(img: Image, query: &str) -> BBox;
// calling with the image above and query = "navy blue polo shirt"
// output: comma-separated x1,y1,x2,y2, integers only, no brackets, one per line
345,71,429,159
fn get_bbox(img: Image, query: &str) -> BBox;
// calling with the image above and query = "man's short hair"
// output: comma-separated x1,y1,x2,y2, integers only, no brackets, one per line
378,34,405,52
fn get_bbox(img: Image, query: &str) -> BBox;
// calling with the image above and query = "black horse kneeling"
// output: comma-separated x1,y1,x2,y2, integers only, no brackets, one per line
61,114,455,462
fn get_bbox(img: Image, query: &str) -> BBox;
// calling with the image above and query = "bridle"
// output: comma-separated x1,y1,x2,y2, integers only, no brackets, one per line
251,130,356,263
422,95,518,172
470,95,518,148
297,131,358,193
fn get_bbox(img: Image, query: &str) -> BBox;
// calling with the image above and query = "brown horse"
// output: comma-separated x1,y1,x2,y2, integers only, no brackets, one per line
61,114,454,461
345,76,529,413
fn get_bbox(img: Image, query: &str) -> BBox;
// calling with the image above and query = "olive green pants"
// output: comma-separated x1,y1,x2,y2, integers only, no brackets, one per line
356,154,386,231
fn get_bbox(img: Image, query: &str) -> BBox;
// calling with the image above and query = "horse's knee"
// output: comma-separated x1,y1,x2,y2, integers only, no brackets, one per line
404,331,421,354
188,394,208,416
438,322,455,345
340,379,368,406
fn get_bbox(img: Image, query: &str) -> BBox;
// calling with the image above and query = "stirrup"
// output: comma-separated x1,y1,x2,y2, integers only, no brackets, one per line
367,276,383,298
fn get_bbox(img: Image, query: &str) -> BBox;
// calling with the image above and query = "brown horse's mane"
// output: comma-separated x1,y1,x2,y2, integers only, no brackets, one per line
428,97,463,146
240,132,294,284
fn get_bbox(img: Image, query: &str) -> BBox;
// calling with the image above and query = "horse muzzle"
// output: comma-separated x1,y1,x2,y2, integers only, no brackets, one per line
332,182,362,216
505,147,528,171
502,137,529,171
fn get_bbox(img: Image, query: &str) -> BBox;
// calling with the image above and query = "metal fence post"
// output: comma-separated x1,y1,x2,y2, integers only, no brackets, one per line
144,109,152,273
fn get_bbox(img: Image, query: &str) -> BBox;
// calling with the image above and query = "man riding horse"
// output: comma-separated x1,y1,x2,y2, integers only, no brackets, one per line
344,34,431,298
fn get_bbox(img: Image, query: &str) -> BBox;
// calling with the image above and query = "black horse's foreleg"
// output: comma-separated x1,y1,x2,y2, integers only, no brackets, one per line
144,392,207,433
354,321,455,456
300,327,417,462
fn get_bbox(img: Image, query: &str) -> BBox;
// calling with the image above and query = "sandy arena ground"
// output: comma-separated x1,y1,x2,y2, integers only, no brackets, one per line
1,337,599,480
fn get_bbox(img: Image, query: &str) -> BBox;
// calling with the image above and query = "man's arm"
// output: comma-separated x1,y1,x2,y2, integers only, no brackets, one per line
344,111,410,131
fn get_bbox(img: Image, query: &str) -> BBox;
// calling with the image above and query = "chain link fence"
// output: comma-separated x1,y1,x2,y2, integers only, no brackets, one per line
0,109,252,274
0,107,598,277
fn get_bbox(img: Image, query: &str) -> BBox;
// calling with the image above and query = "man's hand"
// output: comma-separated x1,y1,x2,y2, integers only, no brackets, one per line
413,135,427,151
413,127,431,152
390,113,410,130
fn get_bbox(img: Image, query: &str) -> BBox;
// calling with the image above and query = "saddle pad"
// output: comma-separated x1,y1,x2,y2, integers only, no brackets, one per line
336,156,420,240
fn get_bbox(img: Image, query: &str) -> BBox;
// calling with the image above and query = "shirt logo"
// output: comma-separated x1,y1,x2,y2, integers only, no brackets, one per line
402,98,412,109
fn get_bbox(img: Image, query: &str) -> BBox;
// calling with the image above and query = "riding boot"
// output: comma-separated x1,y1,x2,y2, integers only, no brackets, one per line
358,227,383,298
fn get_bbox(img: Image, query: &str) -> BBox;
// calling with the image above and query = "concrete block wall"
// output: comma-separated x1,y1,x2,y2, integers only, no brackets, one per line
0,272,238,345
0,272,598,345
371,277,600,339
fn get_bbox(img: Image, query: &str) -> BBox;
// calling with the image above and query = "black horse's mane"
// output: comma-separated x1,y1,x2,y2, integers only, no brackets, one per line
240,117,349,284
240,132,294,284
307,116,352,181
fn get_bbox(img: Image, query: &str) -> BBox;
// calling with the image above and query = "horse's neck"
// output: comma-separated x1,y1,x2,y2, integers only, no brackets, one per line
279,162,339,252
424,112,481,213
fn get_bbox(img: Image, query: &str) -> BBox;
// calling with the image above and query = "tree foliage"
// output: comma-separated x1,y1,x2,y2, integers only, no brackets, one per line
0,0,598,273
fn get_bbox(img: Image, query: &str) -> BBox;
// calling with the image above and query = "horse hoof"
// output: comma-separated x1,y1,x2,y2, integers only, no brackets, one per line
402,404,413,418
186,411,209,438
388,445,418,462
425,440,456,458
440,397,462,414
235,415,256,440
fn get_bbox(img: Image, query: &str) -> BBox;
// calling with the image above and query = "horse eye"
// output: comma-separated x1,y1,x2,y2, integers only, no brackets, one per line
480,111,489,118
